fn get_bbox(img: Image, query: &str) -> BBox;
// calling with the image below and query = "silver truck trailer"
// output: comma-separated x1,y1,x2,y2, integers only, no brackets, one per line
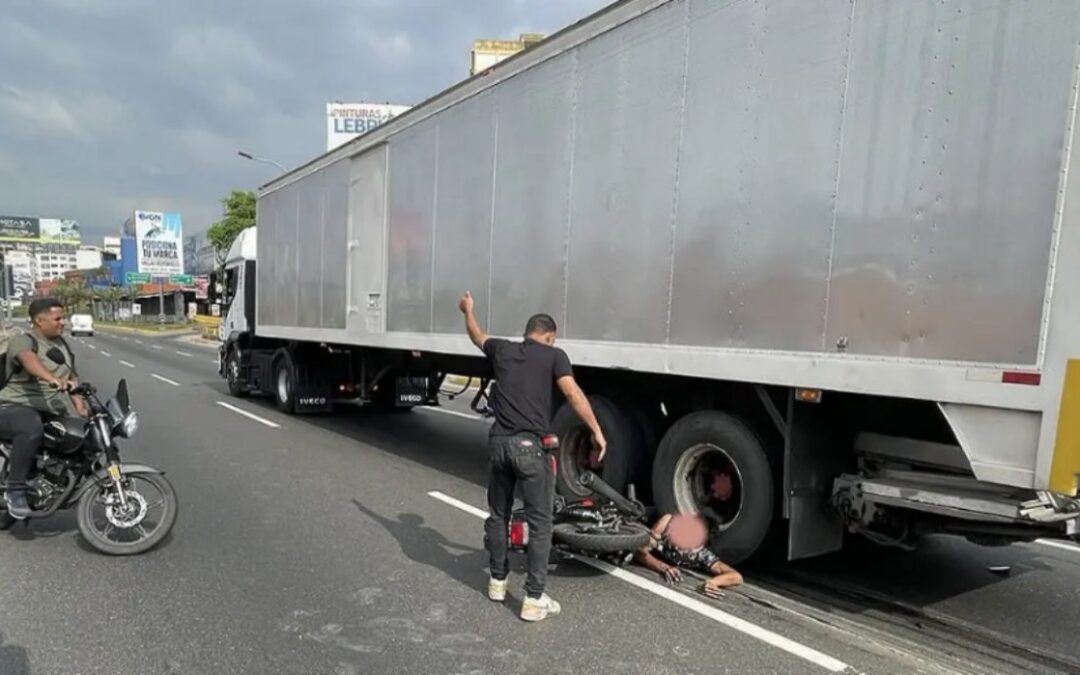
220,0,1080,563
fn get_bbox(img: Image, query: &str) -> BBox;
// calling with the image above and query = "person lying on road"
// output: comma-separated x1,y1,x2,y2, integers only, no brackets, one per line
634,513,743,598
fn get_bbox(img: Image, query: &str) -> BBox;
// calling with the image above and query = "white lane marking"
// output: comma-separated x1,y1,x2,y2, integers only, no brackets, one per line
420,407,483,421
427,492,852,673
1034,539,1080,553
427,490,490,520
151,373,181,387
134,339,144,345
152,345,163,350
210,360,219,366
216,401,281,428
175,350,192,357
99,351,111,357
119,360,135,368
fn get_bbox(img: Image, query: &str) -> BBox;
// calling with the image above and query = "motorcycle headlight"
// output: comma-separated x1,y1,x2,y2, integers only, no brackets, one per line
117,411,139,438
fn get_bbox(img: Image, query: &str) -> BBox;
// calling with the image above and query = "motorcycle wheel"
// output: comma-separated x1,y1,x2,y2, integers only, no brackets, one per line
552,521,651,553
76,473,178,555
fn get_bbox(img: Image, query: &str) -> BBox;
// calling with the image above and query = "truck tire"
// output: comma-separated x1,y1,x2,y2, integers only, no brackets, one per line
552,521,651,553
553,395,646,500
225,347,249,398
273,351,297,414
652,411,774,565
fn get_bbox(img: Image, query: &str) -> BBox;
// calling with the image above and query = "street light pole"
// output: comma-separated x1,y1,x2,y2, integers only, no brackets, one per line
237,151,287,174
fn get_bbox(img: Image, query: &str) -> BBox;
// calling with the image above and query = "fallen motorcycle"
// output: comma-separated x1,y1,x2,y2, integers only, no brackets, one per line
0,378,178,555
509,438,652,562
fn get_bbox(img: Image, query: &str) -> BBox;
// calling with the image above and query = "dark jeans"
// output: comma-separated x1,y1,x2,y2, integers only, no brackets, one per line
0,405,43,489
484,433,556,598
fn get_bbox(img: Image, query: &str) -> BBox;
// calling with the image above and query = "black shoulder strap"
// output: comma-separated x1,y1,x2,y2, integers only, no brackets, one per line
57,335,75,374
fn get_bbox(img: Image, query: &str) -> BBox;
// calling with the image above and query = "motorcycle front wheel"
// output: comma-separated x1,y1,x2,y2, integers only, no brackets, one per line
76,473,178,555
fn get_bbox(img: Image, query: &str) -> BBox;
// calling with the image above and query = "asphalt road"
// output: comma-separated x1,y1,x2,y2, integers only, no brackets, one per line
0,329,1078,675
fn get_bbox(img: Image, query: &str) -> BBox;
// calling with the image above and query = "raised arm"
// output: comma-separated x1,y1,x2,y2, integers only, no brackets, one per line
458,291,488,351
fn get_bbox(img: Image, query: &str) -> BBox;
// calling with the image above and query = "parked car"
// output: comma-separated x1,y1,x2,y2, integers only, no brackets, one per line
70,313,94,337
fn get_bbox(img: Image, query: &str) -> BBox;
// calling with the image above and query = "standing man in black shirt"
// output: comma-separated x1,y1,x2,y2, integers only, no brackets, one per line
459,291,606,622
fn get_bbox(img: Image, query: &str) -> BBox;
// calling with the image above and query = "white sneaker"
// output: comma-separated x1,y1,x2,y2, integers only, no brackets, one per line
520,593,561,622
488,577,508,602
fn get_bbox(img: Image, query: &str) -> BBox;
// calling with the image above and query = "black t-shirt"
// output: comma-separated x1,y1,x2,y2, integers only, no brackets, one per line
483,337,573,437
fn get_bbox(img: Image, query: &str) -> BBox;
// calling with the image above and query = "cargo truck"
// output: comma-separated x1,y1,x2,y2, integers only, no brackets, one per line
219,0,1080,563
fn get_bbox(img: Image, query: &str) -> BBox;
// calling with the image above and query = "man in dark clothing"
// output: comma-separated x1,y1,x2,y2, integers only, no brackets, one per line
459,291,606,622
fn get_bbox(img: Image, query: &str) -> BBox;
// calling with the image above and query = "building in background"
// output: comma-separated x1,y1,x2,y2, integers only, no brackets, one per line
0,215,82,303
470,33,544,75
103,236,122,259
75,245,108,271
34,249,78,280
183,231,216,276
326,102,411,152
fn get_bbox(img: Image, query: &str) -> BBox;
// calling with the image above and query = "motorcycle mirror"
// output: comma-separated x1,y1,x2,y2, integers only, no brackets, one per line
46,347,66,365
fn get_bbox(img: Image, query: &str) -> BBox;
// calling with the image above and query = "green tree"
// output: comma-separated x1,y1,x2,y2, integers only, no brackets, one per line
99,285,125,321
208,190,256,269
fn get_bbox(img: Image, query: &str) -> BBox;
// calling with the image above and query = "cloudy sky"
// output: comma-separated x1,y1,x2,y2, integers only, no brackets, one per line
0,0,608,244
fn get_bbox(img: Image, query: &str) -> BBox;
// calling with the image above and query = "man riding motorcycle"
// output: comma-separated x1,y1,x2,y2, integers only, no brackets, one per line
0,297,85,520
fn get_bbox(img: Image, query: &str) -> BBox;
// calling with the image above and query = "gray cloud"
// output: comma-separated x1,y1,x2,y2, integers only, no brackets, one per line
1,0,609,242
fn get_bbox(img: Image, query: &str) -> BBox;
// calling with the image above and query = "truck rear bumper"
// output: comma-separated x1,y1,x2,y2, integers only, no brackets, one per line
834,469,1080,543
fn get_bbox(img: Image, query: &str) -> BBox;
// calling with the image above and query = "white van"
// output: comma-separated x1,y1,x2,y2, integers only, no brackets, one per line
69,313,94,337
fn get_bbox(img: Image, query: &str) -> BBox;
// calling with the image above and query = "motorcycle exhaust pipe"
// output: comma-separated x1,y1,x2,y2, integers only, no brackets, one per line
578,471,645,520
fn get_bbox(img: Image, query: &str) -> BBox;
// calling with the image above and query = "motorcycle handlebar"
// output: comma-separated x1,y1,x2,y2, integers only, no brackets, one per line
579,471,645,519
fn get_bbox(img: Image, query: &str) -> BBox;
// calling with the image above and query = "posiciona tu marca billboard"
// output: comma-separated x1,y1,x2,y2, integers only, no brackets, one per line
134,211,184,276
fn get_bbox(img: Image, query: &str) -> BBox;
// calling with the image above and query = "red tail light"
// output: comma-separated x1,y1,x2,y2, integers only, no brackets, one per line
509,520,529,547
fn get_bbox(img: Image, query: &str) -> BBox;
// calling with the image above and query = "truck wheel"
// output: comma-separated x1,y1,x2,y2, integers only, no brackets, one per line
225,348,249,398
652,411,774,565
553,395,646,500
273,352,297,414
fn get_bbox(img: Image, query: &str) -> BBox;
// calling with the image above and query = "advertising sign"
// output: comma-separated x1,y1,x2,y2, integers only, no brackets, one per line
194,275,209,300
134,211,184,276
0,216,80,243
131,304,142,316
0,216,39,241
326,102,410,151
39,218,80,243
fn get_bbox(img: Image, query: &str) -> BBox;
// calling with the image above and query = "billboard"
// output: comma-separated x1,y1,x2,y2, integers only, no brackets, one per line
0,216,80,243
326,102,410,151
134,211,184,276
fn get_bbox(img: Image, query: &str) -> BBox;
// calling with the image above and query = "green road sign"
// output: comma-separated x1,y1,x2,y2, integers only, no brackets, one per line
126,272,151,284
169,274,194,285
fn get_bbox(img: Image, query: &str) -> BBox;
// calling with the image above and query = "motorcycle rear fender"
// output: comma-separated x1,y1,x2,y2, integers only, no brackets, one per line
70,463,166,503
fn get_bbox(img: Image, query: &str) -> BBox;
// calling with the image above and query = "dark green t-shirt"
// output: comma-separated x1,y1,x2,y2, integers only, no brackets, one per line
0,333,76,415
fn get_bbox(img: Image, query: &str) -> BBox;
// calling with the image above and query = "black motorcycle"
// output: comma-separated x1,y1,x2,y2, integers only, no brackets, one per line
508,434,652,563
0,378,178,555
